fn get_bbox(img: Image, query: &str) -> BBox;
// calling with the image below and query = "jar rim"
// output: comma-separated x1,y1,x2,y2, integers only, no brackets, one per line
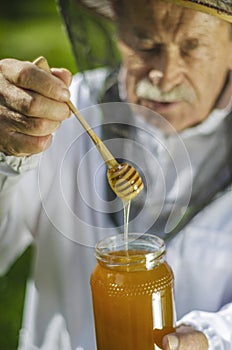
95,233,165,269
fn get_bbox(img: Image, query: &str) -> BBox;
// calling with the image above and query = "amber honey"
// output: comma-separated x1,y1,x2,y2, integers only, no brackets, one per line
90,234,176,350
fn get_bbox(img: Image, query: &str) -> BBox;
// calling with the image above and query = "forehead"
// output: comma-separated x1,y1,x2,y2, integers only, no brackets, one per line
117,0,226,41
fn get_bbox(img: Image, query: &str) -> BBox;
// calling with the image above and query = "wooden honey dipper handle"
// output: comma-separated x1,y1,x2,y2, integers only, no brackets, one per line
33,56,118,169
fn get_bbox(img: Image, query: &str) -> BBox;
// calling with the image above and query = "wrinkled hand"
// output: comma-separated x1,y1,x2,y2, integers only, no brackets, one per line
0,58,72,156
162,325,208,350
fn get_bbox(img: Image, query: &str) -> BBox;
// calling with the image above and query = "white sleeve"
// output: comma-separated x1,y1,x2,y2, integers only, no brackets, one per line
179,303,232,349
0,153,40,275
0,152,40,175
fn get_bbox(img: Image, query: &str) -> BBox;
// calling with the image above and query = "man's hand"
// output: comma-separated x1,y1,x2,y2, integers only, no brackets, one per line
0,58,72,156
162,325,208,350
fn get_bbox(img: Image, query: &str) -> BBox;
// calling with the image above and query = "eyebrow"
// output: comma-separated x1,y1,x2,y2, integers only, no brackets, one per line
131,28,162,42
129,22,214,48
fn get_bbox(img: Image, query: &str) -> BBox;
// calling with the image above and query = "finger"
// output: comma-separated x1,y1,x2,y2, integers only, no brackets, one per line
1,131,53,157
162,326,208,350
12,132,52,156
51,68,72,87
2,113,61,137
176,325,208,350
0,106,60,156
16,117,61,137
162,334,179,350
19,91,70,121
0,75,70,121
0,59,70,102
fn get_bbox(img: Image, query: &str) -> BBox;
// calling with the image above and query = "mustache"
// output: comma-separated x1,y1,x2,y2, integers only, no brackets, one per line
135,79,196,104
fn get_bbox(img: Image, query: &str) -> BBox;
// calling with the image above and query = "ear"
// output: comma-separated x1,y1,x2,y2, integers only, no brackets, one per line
228,25,232,69
228,50,232,70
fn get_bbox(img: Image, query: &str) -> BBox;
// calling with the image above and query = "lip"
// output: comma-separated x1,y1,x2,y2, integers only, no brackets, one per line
140,99,181,112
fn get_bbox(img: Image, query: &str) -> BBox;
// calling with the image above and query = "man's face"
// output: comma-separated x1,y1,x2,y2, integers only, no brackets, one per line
116,0,232,131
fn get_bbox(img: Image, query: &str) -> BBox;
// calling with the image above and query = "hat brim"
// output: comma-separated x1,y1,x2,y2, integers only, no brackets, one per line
78,0,232,23
167,0,232,23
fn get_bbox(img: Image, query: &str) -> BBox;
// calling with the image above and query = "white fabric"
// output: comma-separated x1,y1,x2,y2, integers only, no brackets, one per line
0,68,232,349
0,153,40,175
18,311,72,350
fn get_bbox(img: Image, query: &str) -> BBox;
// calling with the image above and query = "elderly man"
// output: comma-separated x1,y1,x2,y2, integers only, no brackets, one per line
0,0,232,349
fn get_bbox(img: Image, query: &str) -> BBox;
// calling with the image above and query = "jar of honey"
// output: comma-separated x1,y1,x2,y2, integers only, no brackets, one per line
90,233,176,350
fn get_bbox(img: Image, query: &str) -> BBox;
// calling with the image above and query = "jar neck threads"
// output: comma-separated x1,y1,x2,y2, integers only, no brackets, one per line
95,233,165,271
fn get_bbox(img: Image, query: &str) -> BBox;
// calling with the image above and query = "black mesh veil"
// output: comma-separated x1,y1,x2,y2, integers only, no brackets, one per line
56,0,232,72
57,0,120,72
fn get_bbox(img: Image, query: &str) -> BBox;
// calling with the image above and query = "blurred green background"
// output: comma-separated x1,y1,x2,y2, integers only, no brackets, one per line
0,0,76,72
0,0,76,349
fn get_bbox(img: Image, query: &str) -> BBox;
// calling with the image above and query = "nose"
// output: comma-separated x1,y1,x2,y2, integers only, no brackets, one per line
148,70,164,85
150,46,185,92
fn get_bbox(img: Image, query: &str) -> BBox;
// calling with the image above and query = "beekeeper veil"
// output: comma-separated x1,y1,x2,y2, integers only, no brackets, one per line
57,0,232,72
56,0,120,72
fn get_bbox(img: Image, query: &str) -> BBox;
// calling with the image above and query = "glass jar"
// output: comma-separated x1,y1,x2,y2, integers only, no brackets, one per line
90,233,176,350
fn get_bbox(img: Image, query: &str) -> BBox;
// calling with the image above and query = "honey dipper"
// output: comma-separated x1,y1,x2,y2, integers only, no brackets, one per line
33,56,144,200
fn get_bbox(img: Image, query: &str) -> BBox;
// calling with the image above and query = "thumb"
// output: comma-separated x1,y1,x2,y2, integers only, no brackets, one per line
162,334,179,350
51,68,72,87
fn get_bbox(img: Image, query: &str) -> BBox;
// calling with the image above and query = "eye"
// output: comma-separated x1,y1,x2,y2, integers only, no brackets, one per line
138,43,163,55
181,38,199,54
